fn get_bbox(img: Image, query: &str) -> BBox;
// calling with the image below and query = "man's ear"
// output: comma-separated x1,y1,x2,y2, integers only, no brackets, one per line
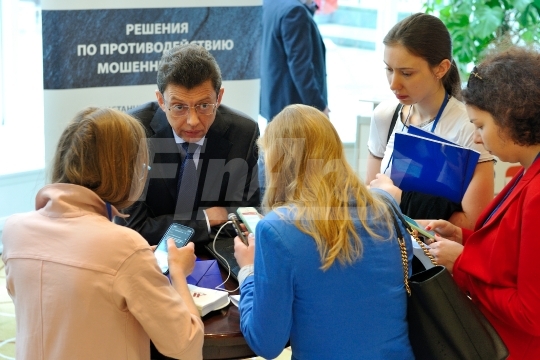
155,90,166,110
216,88,224,106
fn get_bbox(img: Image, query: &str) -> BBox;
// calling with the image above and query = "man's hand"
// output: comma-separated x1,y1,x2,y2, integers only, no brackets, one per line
205,206,229,227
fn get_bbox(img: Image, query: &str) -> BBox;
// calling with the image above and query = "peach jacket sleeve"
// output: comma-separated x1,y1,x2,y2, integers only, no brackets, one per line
112,247,204,360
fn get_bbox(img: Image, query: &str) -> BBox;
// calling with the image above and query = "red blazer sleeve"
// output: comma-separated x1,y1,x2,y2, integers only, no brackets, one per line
454,175,540,336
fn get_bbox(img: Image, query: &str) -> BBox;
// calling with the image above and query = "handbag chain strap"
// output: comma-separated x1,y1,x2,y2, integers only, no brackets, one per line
383,197,438,296
411,230,437,265
394,225,411,296
392,213,412,296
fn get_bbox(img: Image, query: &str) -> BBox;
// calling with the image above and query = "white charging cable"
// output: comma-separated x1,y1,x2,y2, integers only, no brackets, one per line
211,221,241,293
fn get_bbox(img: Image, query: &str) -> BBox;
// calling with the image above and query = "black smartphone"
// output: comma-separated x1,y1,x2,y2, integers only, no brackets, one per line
154,223,195,274
228,213,249,245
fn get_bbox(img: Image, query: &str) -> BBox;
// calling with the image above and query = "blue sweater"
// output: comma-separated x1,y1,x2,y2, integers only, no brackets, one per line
239,192,414,359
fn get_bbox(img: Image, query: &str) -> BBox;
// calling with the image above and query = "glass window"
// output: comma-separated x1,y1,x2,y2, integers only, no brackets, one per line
314,0,423,178
315,0,423,139
0,0,44,176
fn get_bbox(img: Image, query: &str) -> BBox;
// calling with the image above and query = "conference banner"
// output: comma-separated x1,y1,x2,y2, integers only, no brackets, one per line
42,0,262,165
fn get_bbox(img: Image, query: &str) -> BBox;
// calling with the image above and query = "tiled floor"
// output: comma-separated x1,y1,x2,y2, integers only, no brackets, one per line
0,259,290,360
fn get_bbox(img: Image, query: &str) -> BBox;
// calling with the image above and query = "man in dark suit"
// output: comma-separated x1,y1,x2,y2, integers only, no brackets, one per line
118,44,260,247
260,0,329,122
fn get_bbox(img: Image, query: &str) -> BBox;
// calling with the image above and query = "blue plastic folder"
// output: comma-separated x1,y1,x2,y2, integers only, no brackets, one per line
407,126,478,194
186,260,223,289
390,127,480,203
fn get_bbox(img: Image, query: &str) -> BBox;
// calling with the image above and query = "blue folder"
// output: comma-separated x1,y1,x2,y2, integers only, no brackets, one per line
390,127,480,203
407,126,479,193
186,260,223,290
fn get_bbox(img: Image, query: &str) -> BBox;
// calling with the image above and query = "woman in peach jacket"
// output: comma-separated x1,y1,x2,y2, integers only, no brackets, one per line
1,108,204,360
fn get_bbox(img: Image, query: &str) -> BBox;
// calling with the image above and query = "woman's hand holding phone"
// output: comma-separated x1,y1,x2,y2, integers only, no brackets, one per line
416,219,463,244
165,239,201,318
233,233,255,268
228,213,249,245
154,223,194,274
167,239,196,279
425,238,463,274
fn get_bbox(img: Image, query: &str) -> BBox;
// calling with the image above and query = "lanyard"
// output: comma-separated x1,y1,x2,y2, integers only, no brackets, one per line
384,91,450,174
428,90,449,132
482,173,522,226
106,202,112,221
483,152,540,225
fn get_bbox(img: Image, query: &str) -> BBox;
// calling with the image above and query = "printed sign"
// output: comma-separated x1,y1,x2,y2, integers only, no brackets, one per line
42,7,261,89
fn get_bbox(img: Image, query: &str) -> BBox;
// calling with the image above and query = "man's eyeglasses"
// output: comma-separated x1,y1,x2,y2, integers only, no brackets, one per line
167,103,217,117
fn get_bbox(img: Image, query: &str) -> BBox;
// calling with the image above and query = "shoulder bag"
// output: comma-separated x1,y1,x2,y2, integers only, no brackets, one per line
386,199,509,360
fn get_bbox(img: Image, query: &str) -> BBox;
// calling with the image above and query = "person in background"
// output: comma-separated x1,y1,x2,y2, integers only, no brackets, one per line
260,0,329,122
259,0,329,196
419,46,540,359
233,104,414,359
1,107,204,360
367,13,494,230
117,44,260,245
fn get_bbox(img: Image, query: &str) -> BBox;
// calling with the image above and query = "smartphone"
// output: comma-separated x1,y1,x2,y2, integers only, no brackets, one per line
237,207,262,234
228,213,249,245
402,214,435,240
154,223,195,274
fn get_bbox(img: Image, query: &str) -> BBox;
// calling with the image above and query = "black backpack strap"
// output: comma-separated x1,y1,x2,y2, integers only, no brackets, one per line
386,104,403,144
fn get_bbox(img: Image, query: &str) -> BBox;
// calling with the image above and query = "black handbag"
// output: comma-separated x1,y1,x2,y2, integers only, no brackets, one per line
386,200,509,360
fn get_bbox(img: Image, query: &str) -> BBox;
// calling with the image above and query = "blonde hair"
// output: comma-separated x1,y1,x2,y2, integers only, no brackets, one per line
51,107,149,210
260,104,393,270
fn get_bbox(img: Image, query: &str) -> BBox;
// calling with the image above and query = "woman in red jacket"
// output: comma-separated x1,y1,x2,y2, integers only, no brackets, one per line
421,46,540,359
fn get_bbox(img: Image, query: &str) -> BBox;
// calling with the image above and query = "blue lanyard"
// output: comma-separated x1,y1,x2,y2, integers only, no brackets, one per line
384,91,450,174
483,152,540,225
482,173,523,226
106,202,112,221
429,90,449,132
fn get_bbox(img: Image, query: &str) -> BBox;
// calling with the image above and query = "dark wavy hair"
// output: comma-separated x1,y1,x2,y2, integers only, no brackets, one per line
462,46,540,146
157,43,222,95
384,13,462,99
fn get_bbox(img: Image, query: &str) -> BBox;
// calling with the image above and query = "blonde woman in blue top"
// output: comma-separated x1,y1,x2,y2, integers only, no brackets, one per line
233,104,414,359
